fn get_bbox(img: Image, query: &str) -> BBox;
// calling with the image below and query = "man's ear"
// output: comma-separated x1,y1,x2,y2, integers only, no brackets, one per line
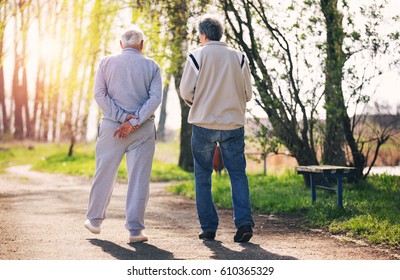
140,40,144,50
120,40,123,49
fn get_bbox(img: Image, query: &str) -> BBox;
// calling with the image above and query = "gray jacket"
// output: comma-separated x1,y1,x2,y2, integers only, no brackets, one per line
94,48,162,127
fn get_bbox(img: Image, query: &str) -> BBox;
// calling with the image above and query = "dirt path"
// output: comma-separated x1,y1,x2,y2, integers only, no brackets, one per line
0,165,398,260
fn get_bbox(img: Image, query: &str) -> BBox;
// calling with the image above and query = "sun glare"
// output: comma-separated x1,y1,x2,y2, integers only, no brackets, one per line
37,36,60,62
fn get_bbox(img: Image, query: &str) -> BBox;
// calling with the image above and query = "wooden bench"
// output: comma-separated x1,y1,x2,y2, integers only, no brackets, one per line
296,165,356,207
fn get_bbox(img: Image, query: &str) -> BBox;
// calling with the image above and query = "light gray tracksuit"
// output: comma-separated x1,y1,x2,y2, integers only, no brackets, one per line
86,48,162,236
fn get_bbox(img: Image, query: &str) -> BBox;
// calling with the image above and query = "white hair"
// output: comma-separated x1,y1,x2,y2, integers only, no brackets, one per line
120,27,144,48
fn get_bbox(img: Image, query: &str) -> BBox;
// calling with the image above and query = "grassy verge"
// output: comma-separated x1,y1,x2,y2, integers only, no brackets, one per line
309,175,400,248
0,142,192,182
168,172,400,249
0,143,68,173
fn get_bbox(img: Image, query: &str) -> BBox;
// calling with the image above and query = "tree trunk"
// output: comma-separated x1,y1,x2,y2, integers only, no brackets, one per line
12,58,24,139
0,61,9,135
21,66,33,138
342,114,365,178
0,14,9,135
321,0,346,166
68,135,75,157
175,72,193,171
178,95,193,171
157,74,170,142
166,0,194,171
33,63,45,140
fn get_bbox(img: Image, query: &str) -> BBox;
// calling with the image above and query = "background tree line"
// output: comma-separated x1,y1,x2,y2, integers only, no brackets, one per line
0,0,399,179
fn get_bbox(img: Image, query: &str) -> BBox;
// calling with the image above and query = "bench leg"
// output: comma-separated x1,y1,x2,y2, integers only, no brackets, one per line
310,173,316,205
337,176,343,207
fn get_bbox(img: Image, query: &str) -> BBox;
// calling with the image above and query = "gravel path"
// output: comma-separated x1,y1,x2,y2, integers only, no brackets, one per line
0,165,398,260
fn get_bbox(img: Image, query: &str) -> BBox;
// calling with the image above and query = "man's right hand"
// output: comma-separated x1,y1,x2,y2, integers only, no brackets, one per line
113,122,140,139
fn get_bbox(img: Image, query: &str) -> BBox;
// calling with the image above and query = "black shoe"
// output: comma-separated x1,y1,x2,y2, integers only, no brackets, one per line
234,225,253,243
199,231,216,240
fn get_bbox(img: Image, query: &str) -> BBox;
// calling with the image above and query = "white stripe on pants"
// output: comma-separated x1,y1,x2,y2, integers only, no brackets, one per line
86,118,155,235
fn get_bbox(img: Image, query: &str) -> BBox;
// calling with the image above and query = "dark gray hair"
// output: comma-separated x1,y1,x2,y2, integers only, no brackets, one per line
198,14,224,41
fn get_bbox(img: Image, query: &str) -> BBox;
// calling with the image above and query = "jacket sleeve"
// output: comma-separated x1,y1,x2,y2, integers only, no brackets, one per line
242,54,253,102
179,57,198,107
128,64,162,127
94,60,128,123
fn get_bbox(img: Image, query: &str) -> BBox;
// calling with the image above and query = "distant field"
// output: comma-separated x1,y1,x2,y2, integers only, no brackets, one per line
366,166,400,176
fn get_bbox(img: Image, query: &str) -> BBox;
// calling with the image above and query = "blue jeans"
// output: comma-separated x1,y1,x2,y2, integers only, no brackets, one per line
191,125,254,232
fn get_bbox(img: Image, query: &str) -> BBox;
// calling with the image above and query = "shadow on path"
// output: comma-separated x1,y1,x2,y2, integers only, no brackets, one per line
202,240,297,260
88,239,179,260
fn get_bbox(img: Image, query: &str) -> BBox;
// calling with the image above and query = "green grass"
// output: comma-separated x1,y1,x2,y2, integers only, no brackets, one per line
1,141,399,248
168,172,309,213
313,175,400,248
0,142,192,182
168,172,400,248
0,143,69,173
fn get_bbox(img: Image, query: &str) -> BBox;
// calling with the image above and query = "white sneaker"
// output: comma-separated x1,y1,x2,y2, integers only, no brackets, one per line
84,219,101,234
129,233,148,243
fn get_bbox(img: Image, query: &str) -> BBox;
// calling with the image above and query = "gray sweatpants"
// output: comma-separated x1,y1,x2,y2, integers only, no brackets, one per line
86,118,156,235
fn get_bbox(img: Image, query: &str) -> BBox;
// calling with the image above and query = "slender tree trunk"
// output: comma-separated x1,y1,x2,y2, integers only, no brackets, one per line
50,1,65,142
0,4,9,135
0,0,10,136
51,90,60,141
11,0,33,140
33,63,44,140
343,114,365,178
68,134,75,157
12,58,24,139
0,61,9,135
157,74,170,142
21,66,33,138
33,1,47,141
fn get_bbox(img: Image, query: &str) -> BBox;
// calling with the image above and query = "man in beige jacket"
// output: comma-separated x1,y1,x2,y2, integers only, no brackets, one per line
180,14,254,243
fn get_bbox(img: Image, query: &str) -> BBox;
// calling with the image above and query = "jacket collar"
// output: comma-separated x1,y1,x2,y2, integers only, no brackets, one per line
204,41,228,47
121,48,141,54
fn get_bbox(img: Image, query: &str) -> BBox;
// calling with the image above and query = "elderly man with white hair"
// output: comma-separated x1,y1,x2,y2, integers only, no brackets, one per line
84,26,162,243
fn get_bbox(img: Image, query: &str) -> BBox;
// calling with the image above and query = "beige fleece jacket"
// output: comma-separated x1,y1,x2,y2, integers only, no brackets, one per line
179,41,252,130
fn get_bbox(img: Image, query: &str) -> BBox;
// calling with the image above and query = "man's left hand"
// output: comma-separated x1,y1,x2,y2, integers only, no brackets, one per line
113,122,140,139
